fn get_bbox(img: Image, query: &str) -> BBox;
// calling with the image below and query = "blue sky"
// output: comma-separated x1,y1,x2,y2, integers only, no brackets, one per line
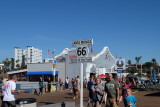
0,0,160,64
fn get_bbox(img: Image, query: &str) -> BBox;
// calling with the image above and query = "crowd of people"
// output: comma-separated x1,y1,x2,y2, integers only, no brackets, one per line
0,73,138,107
37,74,137,107
86,73,137,107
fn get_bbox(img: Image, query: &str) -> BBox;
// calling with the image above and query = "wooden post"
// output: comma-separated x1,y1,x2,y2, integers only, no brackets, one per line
8,74,10,80
20,72,22,81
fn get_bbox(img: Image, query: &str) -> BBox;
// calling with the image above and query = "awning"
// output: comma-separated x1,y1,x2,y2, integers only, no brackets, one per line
26,71,59,75
98,74,108,78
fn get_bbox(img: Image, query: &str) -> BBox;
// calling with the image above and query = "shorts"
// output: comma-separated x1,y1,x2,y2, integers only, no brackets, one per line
3,101,16,107
106,98,118,107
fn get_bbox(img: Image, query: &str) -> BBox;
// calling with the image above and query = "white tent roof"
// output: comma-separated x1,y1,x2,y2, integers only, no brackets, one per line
7,69,27,74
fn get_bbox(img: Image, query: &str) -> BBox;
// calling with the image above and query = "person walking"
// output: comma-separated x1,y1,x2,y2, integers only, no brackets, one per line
84,78,88,88
104,73,120,107
87,77,94,106
3,75,20,107
123,88,137,107
1,80,6,107
47,77,51,93
72,77,79,99
59,78,63,92
77,76,80,92
119,79,132,102
65,77,69,89
38,77,44,96
91,77,104,107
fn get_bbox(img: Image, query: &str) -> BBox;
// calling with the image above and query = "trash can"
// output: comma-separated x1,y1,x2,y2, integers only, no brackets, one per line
16,98,36,107
52,82,58,91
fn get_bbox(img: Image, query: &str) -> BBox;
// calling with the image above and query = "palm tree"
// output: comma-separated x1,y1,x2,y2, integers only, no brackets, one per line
135,56,142,69
128,60,132,65
151,58,156,65
135,57,138,64
151,58,157,70
135,56,142,64
127,60,131,68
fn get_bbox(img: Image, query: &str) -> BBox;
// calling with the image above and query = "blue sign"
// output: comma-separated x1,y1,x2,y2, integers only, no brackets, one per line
53,60,57,64
153,70,157,82
117,70,124,73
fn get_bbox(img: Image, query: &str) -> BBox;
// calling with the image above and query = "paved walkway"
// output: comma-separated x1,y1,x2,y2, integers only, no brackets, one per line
1,88,160,107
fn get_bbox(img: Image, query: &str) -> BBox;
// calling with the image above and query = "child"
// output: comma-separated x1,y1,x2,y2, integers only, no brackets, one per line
123,88,137,107
119,79,132,101
91,77,104,107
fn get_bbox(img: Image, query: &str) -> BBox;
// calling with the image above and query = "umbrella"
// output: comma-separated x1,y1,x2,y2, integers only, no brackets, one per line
98,74,107,78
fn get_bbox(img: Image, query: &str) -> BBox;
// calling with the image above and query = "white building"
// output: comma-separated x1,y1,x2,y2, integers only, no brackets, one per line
55,46,116,80
14,46,42,68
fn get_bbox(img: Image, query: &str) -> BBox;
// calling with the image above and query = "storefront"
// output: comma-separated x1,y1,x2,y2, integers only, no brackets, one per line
7,68,59,82
26,71,59,82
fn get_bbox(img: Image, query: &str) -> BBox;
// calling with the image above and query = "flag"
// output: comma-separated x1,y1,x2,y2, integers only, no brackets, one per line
91,46,94,53
52,49,56,55
48,49,50,56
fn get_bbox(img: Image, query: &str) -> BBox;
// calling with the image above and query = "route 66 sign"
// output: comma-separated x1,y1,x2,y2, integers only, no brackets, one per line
76,45,89,57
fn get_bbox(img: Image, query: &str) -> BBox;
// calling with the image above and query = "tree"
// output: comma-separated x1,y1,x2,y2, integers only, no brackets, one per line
135,56,142,64
127,60,132,65
2,58,11,71
151,58,157,69
143,62,153,69
151,58,156,65
16,60,20,64
135,56,142,70
126,67,139,74
21,65,27,69
16,64,20,69
151,58,158,70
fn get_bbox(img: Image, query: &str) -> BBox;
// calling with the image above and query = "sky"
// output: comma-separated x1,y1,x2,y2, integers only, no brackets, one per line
0,0,160,64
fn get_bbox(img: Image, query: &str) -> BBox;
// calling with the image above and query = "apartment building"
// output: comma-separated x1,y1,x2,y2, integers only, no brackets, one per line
14,46,42,68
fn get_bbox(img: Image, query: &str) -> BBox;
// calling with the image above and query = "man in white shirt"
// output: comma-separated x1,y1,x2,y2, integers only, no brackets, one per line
65,77,69,89
3,75,20,107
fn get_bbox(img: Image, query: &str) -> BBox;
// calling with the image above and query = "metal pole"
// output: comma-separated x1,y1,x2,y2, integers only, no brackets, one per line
52,49,56,82
80,63,83,107
54,68,55,82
